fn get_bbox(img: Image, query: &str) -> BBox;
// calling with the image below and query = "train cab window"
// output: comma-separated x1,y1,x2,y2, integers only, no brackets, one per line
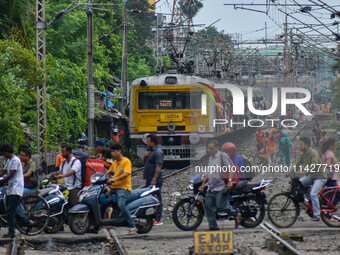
138,91,202,110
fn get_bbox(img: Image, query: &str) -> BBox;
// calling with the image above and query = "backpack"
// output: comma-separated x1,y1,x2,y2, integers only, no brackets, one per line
65,151,105,188
281,139,290,154
241,155,255,180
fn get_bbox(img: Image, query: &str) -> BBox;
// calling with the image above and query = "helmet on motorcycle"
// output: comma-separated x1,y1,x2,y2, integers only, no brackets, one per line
222,142,237,157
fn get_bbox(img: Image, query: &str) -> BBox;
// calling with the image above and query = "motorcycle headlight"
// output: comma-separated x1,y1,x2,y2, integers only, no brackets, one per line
186,183,194,190
90,175,101,183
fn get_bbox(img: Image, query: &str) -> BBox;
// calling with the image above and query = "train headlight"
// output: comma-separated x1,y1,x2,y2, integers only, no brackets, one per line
167,123,176,131
130,121,135,128
142,133,150,144
189,133,200,144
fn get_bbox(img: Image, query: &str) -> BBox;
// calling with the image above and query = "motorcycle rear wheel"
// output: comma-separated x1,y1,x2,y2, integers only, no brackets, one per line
136,216,153,234
172,198,204,231
44,214,64,234
239,196,265,228
69,213,90,235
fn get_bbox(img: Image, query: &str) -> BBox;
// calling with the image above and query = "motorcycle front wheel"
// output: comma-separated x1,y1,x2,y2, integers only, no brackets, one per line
172,198,204,231
69,213,90,235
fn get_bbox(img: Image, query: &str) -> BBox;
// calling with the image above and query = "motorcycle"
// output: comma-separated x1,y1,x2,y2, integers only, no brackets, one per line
172,174,271,230
36,178,69,233
68,172,160,235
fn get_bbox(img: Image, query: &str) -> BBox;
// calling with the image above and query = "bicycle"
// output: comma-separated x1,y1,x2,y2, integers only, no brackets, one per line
253,148,281,165
267,178,340,228
0,186,51,235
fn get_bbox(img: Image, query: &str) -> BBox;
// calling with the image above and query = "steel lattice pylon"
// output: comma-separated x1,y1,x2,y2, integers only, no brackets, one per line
36,0,47,171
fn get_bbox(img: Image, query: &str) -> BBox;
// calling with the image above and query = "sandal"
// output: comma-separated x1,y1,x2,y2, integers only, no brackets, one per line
128,228,137,235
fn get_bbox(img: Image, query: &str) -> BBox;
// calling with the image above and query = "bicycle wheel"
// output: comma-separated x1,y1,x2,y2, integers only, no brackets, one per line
16,194,50,235
320,189,340,227
267,192,299,228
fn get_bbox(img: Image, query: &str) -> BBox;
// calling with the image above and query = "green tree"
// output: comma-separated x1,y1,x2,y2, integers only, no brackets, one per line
0,38,41,148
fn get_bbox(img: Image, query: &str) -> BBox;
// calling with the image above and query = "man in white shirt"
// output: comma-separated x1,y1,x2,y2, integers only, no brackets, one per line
53,144,82,207
0,143,33,238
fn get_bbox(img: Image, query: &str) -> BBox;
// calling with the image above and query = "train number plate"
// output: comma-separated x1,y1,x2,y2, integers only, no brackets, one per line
160,113,182,122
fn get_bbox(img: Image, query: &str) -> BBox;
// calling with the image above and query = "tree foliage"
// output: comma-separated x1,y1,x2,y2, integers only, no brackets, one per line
0,38,41,148
179,0,203,18
0,0,203,150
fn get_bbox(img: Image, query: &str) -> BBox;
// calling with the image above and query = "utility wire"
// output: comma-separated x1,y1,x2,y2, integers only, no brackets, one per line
290,0,336,35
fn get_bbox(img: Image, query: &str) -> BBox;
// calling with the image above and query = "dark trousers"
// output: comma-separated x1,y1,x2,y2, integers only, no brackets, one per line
146,180,163,221
69,188,81,207
6,195,25,234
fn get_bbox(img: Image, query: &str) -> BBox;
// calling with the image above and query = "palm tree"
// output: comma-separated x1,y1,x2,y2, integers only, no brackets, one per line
178,0,203,18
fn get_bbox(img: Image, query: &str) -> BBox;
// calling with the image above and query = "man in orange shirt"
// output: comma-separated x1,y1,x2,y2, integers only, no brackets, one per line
55,142,69,170
55,142,69,185
264,132,276,165
112,129,124,144
107,144,136,234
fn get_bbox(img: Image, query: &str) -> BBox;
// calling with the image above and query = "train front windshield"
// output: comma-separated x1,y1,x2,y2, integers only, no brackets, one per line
138,91,202,110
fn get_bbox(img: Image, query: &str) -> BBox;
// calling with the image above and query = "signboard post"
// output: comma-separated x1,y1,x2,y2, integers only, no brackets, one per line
194,231,233,254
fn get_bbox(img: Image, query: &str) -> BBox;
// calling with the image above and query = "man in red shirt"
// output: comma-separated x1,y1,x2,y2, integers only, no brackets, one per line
253,128,265,151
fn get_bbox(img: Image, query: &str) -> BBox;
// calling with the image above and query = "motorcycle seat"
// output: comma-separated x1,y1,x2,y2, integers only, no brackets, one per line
231,182,262,194
38,187,55,197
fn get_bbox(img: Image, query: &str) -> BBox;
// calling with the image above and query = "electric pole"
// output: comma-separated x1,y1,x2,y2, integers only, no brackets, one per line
87,0,94,150
35,0,47,171
121,7,128,115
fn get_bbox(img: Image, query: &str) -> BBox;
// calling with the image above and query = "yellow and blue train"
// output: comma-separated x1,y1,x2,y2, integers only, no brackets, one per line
129,74,261,162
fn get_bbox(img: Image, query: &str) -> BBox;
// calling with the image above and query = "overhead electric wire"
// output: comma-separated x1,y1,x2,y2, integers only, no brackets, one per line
290,0,337,35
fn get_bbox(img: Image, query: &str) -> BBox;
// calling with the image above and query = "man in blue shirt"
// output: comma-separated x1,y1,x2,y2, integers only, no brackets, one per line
143,134,164,226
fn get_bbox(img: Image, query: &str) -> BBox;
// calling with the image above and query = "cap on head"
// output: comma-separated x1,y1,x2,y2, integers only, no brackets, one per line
113,129,119,133
92,139,105,147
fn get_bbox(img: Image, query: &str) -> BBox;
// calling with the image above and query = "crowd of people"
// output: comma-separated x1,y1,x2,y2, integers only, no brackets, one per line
0,121,339,237
0,131,164,237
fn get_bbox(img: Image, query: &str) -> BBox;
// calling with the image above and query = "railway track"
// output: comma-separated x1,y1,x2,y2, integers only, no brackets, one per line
259,221,303,255
105,228,127,255
131,166,145,177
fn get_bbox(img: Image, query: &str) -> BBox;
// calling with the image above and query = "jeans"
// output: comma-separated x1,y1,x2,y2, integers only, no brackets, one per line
6,195,29,234
256,144,263,151
280,152,290,166
268,153,275,165
205,189,238,229
299,176,327,217
146,180,163,221
110,189,136,228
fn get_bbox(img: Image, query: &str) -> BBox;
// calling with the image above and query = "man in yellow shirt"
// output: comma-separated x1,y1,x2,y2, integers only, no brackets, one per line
107,144,136,234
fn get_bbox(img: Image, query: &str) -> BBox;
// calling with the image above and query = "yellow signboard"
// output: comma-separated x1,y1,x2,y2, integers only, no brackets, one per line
160,113,182,122
194,231,233,254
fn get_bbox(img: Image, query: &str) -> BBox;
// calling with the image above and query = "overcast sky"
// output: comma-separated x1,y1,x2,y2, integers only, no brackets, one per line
155,0,340,43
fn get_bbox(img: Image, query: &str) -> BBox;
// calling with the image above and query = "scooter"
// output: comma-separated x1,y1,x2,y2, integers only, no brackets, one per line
68,172,160,235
